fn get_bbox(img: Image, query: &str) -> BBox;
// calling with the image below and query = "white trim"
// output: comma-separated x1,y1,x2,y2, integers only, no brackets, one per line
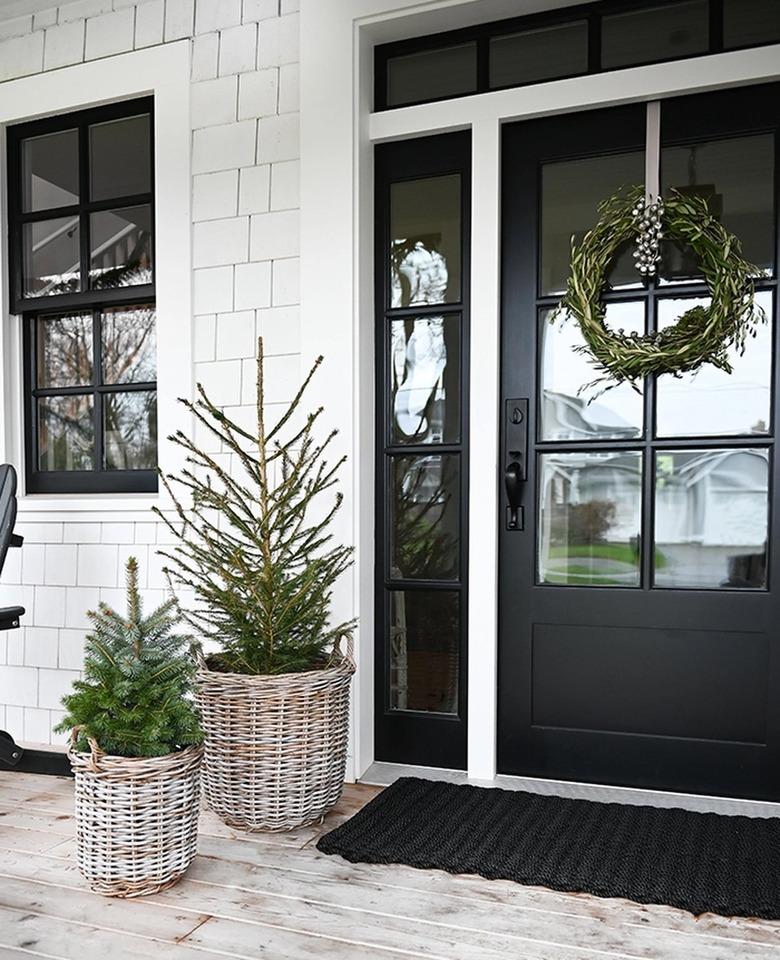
369,44,780,142
0,42,192,516
361,761,780,819
300,0,780,787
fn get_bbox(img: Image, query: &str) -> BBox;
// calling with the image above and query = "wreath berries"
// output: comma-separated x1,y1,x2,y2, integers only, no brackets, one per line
553,185,766,392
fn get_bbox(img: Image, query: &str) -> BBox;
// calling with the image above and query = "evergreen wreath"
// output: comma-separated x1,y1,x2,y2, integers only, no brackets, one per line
553,185,766,392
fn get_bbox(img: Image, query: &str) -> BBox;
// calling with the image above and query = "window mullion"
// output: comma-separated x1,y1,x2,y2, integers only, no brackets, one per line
93,307,103,473
78,121,90,295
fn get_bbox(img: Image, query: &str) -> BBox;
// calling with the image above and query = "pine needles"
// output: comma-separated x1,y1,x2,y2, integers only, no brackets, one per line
56,557,202,757
154,339,355,676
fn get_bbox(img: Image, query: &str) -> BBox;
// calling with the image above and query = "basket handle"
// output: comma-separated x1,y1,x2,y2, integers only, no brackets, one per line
69,725,104,772
333,631,355,666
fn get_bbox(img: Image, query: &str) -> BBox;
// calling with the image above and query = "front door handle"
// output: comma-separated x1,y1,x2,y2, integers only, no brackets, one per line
505,460,524,531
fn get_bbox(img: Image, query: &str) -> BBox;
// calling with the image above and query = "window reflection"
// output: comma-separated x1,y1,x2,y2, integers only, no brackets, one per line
390,454,459,581
102,305,156,385
38,395,94,471
390,590,459,713
661,134,775,283
105,392,157,470
391,316,459,444
22,129,79,212
540,152,645,296
539,451,642,586
390,175,461,307
654,449,768,589
656,292,772,438
37,312,93,388
540,302,644,441
90,205,153,289
23,217,80,298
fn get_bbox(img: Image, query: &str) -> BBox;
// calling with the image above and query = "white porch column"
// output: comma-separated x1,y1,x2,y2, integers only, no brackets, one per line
467,116,502,781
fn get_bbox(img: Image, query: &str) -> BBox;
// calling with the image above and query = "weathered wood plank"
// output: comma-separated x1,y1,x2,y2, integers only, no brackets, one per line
193,835,780,947
0,876,211,943
0,906,222,960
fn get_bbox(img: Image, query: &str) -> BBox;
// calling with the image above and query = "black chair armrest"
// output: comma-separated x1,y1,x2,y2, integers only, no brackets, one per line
0,606,25,631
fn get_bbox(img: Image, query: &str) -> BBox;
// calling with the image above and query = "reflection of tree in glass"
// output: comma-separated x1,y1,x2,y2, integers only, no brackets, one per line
105,391,157,470
550,499,617,546
39,313,93,387
393,456,458,580
102,305,156,384
40,396,93,471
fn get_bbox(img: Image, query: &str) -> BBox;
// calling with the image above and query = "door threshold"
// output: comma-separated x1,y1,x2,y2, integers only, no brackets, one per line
360,762,780,818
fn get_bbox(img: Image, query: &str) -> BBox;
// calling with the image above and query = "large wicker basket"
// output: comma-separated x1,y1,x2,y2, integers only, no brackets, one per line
69,733,203,897
195,639,355,831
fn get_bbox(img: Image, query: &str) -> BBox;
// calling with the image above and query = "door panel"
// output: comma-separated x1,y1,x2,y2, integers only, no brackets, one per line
499,86,780,800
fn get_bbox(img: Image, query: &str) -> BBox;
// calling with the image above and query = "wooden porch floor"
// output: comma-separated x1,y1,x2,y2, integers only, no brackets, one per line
0,772,778,959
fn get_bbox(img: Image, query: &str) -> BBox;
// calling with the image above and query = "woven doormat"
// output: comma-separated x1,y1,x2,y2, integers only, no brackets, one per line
317,777,780,919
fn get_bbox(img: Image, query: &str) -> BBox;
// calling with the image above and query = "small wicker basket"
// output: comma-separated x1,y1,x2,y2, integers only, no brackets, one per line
195,638,355,831
69,731,203,897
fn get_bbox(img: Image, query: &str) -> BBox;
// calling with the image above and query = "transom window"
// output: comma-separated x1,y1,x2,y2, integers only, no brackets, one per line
7,98,157,494
375,0,780,110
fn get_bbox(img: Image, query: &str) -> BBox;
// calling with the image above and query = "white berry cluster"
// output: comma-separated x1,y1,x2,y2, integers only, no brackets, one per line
633,195,665,277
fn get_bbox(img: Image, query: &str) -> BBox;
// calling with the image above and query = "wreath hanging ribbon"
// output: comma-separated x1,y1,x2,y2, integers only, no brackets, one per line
552,185,766,393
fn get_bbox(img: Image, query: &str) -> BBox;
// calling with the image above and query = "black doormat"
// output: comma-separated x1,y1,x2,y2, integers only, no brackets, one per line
316,777,780,919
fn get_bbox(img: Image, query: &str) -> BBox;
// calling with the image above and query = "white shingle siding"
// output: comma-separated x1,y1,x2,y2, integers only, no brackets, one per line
0,0,301,746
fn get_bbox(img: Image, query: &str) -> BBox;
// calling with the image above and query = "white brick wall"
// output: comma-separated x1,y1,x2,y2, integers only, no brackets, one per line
0,0,301,747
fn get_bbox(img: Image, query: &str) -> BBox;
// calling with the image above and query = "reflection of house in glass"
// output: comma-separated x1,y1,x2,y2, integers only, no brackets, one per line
538,414,768,590
655,448,768,589
542,389,639,442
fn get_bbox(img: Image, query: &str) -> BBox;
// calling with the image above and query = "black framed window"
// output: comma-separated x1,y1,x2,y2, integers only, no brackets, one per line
7,98,157,494
375,132,471,769
375,0,780,110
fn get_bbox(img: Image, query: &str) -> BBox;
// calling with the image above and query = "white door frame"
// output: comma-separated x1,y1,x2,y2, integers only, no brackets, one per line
299,0,780,782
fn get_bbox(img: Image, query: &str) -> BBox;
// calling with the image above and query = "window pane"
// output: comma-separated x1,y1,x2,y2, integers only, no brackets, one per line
23,217,80,298
655,291,772,438
602,1,708,70
101,305,156,384
540,302,644,441
90,205,153,289
90,114,151,201
104,391,157,470
21,129,79,212
387,44,477,108
391,316,459,444
540,152,645,296
389,589,459,713
390,453,459,581
660,134,774,283
37,312,93,388
490,21,587,88
654,449,768,589
539,451,642,587
38,395,94,471
390,175,461,308
724,0,780,48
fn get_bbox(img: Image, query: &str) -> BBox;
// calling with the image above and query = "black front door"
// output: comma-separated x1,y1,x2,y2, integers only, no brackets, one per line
498,84,780,800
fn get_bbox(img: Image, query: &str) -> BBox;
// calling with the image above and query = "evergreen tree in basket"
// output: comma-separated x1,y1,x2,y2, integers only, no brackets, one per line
55,557,202,757
154,338,355,676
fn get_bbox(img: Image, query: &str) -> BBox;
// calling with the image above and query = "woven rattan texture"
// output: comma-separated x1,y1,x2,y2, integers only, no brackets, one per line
196,650,355,831
69,742,203,897
317,777,780,920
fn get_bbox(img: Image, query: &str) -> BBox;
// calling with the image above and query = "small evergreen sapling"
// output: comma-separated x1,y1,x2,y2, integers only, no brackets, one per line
56,557,202,757
154,338,355,676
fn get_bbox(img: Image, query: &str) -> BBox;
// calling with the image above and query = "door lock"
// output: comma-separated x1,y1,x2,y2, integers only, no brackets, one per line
503,398,528,531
